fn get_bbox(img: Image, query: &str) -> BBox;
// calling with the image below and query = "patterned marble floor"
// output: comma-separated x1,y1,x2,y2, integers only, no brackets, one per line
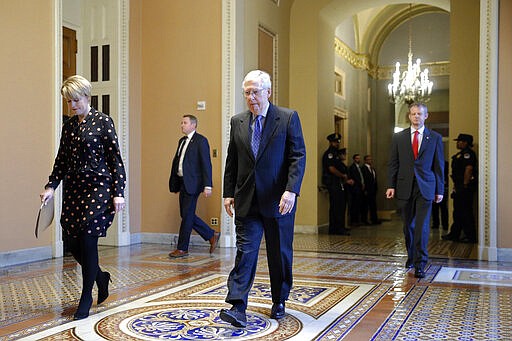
1,220,510,340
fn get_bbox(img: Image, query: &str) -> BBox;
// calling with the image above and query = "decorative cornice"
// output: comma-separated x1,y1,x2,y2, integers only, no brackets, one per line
335,37,450,80
378,61,450,80
334,37,372,72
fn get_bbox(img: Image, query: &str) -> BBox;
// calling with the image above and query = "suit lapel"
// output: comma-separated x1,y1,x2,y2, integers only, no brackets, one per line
418,127,431,158
237,111,254,159
256,103,279,159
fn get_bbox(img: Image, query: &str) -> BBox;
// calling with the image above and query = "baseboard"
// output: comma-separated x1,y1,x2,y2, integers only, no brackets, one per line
0,246,52,268
138,232,210,248
497,248,512,262
294,225,323,234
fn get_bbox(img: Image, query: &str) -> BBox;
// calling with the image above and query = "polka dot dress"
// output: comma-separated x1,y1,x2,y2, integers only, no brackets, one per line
45,109,126,237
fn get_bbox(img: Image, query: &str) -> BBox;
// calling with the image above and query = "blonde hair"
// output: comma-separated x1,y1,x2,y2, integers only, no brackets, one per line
61,75,92,100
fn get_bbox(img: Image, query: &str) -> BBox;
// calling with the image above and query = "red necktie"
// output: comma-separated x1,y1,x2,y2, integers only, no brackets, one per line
412,130,419,160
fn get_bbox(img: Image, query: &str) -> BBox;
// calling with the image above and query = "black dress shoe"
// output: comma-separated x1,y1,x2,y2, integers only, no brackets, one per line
335,228,350,236
405,260,414,269
97,271,112,305
414,268,426,278
270,302,285,319
441,234,458,241
460,237,477,244
220,308,247,328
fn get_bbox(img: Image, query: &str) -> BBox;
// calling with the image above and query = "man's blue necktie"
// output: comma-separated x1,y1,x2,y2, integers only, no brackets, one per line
251,115,262,157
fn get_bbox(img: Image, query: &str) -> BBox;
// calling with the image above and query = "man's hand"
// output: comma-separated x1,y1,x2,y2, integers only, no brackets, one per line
385,188,395,199
434,194,443,203
279,191,296,215
203,187,212,198
224,198,234,217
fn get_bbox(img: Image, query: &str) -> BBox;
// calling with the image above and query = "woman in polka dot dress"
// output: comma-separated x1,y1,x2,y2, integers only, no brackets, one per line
40,75,126,320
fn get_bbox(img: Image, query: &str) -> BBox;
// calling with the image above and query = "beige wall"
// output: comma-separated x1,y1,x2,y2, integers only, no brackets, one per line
290,0,329,229
449,0,479,160
0,0,55,252
498,0,512,249
140,0,222,235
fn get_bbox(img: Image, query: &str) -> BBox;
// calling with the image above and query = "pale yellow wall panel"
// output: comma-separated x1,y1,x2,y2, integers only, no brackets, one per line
497,0,512,248
140,0,222,234
0,0,55,252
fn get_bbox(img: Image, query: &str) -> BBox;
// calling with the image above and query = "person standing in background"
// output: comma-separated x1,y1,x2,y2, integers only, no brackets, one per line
362,154,381,225
40,75,126,320
386,102,444,278
322,134,351,235
220,70,306,328
168,115,220,258
442,134,477,243
348,154,367,226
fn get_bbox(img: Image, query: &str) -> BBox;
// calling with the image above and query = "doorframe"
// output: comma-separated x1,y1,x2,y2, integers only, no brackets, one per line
52,0,131,258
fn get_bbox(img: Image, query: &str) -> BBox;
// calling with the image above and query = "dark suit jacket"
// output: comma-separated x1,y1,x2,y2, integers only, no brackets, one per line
362,164,377,196
169,132,212,195
348,163,365,193
223,103,306,218
387,127,444,201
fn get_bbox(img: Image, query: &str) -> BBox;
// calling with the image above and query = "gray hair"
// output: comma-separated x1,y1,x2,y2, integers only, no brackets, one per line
242,70,272,90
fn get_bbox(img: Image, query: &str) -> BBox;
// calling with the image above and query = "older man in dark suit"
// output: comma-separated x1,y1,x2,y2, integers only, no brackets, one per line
168,114,220,258
386,102,444,278
220,70,306,327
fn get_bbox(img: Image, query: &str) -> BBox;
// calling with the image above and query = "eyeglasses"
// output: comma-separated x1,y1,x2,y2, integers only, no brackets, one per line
243,88,267,98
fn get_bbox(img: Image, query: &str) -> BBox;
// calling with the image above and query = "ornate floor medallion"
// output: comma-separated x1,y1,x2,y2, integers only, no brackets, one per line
97,303,301,340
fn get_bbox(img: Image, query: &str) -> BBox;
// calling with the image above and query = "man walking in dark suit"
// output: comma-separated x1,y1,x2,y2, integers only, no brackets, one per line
168,114,220,258
386,102,444,278
220,70,306,327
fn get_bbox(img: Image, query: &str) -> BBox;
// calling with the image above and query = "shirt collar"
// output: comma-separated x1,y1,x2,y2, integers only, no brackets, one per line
186,131,195,139
252,102,270,120
411,126,425,134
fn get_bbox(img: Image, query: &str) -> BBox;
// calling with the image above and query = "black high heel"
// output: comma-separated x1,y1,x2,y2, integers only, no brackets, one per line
73,295,92,320
97,271,112,305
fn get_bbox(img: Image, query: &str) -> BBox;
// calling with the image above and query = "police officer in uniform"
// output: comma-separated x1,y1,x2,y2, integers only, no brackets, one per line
442,134,477,243
322,133,352,235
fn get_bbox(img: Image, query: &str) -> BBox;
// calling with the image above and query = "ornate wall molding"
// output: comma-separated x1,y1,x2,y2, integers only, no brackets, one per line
221,0,236,248
478,0,499,261
53,0,64,258
117,0,130,243
335,37,450,80
334,37,372,73
377,61,450,80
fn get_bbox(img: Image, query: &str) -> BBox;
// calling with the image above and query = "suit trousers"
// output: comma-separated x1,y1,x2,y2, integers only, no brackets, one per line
177,180,214,251
225,206,295,311
397,179,432,269
451,189,476,241
328,185,346,233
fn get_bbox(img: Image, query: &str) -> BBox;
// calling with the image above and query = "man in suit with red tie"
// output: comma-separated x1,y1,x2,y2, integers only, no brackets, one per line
386,102,444,278
220,70,306,327
168,115,220,258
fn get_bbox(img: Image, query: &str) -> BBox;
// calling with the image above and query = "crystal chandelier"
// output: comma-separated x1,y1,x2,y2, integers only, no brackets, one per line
388,4,433,104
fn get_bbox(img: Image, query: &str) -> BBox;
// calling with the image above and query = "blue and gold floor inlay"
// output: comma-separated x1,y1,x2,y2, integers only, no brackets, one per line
434,267,512,287
1,224,510,341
